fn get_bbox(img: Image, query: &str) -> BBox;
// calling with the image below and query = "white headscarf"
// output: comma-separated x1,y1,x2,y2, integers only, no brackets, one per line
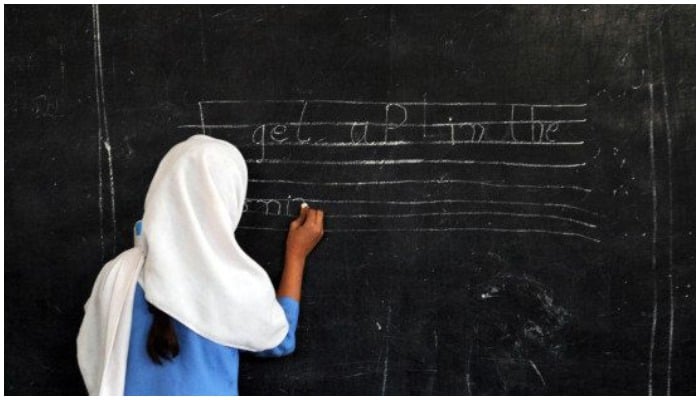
77,134,288,395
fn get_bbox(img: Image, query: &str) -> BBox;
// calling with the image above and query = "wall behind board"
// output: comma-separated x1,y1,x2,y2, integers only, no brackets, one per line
5,5,695,395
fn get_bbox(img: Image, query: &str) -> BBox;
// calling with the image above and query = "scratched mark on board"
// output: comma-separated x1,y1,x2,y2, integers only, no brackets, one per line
181,99,599,243
473,272,570,394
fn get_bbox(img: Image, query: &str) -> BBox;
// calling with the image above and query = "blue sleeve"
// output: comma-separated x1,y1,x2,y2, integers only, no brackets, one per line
253,296,299,358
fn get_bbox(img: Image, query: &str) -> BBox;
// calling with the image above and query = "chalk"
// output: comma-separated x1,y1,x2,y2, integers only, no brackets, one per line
301,202,309,209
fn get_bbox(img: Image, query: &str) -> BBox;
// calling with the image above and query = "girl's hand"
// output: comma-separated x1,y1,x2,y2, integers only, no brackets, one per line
278,204,323,300
286,204,324,261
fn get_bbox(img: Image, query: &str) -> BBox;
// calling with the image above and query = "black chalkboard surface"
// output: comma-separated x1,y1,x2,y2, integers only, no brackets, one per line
5,5,695,395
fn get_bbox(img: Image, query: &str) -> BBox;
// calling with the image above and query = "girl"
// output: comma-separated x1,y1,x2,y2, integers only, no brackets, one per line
77,134,324,395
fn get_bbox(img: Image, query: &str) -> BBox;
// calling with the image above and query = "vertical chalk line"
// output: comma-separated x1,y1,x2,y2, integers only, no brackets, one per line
422,93,427,138
433,328,439,385
93,4,117,256
296,100,309,143
381,304,392,395
465,338,473,395
530,106,535,141
197,6,207,68
646,27,659,396
659,27,675,396
91,5,104,262
59,44,66,96
198,101,206,135
509,104,516,141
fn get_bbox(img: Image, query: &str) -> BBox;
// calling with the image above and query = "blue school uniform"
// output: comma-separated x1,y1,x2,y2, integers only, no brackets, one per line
124,221,299,395
124,284,299,395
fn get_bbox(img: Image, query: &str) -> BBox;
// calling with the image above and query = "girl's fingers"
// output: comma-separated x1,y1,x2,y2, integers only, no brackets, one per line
297,206,324,234
290,204,310,229
306,209,318,227
297,204,310,224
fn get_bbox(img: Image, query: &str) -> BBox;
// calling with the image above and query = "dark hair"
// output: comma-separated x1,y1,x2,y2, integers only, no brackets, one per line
146,303,180,364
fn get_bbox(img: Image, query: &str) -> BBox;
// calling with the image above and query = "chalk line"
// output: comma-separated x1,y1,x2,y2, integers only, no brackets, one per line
245,209,597,229
531,106,536,140
177,130,587,146
324,211,596,228
381,305,392,395
423,94,428,138
646,27,659,395
659,27,675,396
234,140,585,147
93,4,117,257
179,119,587,129
198,99,587,107
198,101,206,135
248,178,592,193
245,158,587,168
296,100,309,143
509,104,516,141
200,99,305,105
237,226,600,243
91,5,105,261
103,138,116,256
247,197,598,216
465,339,473,395
197,6,207,68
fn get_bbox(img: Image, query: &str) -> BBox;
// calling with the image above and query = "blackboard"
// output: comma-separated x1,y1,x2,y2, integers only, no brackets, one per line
5,5,695,395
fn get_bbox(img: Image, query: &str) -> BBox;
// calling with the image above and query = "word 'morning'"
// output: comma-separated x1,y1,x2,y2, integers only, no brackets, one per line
244,196,306,217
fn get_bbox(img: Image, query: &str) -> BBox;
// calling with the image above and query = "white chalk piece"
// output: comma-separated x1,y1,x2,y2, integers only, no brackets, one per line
301,202,309,209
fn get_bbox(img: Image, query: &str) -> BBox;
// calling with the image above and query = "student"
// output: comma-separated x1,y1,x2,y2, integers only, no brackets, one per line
77,134,324,395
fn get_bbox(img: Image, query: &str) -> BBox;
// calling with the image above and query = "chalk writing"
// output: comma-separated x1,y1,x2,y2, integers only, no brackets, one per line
182,100,588,162
185,99,596,242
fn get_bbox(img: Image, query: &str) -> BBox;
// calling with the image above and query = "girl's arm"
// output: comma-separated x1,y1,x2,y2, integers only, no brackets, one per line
255,204,323,358
277,204,324,301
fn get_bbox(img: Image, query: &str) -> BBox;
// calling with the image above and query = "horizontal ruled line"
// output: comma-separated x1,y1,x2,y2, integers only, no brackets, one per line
236,226,600,243
175,132,586,147
201,100,306,104
236,140,585,147
244,210,597,228
246,197,598,216
248,178,592,193
179,119,587,129
342,212,597,228
199,99,587,108
245,159,587,168
248,179,592,193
